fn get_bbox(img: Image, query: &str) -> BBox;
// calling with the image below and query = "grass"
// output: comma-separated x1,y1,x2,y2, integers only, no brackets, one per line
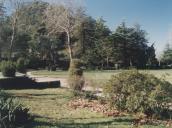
31,69,172,84
3,69,171,127
31,70,68,78
6,88,166,128
31,70,121,79
31,70,122,88
140,69,172,83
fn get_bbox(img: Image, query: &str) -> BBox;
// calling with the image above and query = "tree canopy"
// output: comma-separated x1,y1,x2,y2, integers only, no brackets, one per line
0,0,158,69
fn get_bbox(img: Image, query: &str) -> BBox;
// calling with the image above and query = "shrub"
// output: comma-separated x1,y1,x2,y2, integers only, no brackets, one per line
103,70,172,119
1,61,16,77
68,59,85,96
0,90,31,128
16,58,27,73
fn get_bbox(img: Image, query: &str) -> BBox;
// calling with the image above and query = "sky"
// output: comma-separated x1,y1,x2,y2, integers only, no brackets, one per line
84,0,172,57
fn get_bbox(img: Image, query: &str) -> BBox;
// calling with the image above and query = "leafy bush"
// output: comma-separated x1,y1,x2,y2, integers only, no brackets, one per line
1,61,16,77
103,70,172,119
16,57,27,73
0,90,31,128
68,59,85,96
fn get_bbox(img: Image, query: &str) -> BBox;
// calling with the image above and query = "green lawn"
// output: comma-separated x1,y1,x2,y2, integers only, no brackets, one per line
31,70,122,88
6,88,166,128
31,69,172,83
140,69,172,83
31,70,121,79
3,69,171,127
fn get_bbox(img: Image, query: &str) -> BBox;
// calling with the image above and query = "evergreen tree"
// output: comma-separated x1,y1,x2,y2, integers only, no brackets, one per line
161,43,172,65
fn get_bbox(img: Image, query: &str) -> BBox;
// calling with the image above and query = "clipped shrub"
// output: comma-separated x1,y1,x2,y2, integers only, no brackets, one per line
103,70,172,119
68,59,85,96
0,90,31,128
1,61,16,77
16,57,27,73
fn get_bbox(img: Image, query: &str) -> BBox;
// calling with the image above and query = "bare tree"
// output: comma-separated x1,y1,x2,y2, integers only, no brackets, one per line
44,2,84,62
0,0,5,24
0,1,4,17
8,0,23,59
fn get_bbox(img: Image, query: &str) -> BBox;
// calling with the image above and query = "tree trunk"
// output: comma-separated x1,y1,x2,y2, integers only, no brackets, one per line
0,49,1,61
106,56,109,68
66,31,73,62
9,17,17,60
130,59,133,67
101,62,104,70
159,60,161,67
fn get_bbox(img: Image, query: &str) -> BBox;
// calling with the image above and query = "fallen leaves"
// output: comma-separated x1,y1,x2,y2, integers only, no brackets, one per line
68,98,121,117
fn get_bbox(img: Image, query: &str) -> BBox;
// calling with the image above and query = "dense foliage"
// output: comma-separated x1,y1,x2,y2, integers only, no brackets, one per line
0,1,157,70
103,70,172,119
0,90,31,128
16,57,27,73
111,23,158,68
1,61,16,77
161,44,172,68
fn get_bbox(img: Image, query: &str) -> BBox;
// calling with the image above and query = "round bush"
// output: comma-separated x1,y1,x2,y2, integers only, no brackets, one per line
103,70,172,118
1,61,16,77
16,58,27,73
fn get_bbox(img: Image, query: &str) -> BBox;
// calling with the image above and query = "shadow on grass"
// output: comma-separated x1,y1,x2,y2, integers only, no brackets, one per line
10,92,73,101
25,115,134,128
0,76,60,89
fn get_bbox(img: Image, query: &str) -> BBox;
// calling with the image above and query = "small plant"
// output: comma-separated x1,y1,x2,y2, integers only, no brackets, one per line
103,70,172,119
68,59,85,96
0,90,31,128
16,57,27,73
1,61,16,77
